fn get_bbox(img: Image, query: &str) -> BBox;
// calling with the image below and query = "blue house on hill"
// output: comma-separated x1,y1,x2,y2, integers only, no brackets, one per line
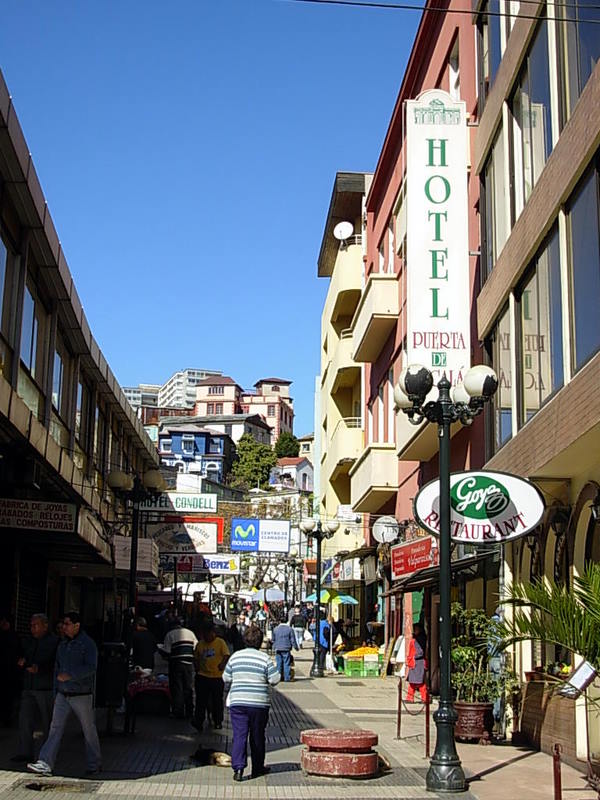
158,423,235,481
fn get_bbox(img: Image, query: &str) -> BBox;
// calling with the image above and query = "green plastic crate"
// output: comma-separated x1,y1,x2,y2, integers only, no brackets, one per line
344,658,363,677
362,662,380,677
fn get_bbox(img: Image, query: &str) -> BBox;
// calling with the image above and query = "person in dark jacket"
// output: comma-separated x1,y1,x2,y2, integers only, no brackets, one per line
131,617,157,670
271,621,298,682
289,606,306,650
27,612,101,776
12,614,58,762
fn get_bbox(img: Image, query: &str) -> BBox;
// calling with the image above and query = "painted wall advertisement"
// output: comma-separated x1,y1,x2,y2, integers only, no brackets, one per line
0,498,76,532
390,536,438,582
147,517,223,554
414,470,545,545
405,89,470,384
230,518,290,553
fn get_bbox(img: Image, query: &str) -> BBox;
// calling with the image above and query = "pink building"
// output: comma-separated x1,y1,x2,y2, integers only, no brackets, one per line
352,2,487,651
194,376,294,444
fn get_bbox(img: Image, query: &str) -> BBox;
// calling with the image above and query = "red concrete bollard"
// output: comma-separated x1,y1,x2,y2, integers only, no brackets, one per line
300,728,379,778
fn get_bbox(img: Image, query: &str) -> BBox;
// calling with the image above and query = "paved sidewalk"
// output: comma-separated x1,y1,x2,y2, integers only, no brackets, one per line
0,647,595,799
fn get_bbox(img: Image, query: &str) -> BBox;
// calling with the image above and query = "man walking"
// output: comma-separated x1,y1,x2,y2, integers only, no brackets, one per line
12,614,58,763
27,612,101,776
271,619,298,682
193,622,229,730
160,618,197,718
288,605,306,650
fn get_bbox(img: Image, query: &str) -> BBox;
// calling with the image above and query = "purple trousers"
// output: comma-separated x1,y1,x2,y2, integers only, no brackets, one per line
229,704,269,772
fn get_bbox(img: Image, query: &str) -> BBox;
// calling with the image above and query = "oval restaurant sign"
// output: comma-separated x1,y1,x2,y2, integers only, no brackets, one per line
414,470,545,545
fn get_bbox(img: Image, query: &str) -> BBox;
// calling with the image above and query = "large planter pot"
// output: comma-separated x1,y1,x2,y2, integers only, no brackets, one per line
454,700,494,744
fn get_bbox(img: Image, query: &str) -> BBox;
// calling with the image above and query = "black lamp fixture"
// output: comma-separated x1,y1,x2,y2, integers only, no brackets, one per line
299,517,339,677
549,506,570,537
395,363,498,794
107,468,166,620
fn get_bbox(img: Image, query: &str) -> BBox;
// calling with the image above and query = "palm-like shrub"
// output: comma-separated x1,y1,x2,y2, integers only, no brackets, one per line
496,562,600,670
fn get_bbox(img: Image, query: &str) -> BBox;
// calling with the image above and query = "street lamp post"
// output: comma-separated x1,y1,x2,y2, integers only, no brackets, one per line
394,364,498,793
107,468,166,633
299,517,339,677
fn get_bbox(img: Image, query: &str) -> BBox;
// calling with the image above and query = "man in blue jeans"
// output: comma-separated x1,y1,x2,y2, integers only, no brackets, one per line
271,620,298,682
27,612,101,777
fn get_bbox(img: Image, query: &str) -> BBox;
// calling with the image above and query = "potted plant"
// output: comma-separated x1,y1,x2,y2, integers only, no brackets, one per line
451,603,517,743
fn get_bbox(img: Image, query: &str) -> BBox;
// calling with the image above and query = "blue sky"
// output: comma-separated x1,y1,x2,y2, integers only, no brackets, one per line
0,1,419,436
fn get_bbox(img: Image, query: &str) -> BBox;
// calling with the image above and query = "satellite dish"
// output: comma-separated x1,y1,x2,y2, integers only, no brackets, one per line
372,515,400,544
333,221,354,242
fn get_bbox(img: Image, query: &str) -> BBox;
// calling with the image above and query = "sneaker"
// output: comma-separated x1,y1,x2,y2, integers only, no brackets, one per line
27,760,52,776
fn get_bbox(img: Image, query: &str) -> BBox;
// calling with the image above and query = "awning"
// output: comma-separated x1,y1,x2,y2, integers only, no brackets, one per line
382,553,492,596
343,545,377,561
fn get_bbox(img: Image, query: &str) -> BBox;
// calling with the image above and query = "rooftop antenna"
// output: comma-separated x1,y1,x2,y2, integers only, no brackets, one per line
333,220,354,251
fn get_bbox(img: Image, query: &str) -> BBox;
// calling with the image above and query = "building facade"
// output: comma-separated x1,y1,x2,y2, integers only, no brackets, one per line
0,69,159,634
158,367,222,409
472,0,600,765
270,457,314,492
157,423,235,481
123,383,161,410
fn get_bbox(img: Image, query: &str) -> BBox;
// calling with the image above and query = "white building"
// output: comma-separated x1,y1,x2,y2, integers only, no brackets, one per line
158,368,222,409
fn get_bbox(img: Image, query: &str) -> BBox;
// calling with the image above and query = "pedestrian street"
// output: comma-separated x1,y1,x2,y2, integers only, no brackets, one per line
0,648,595,800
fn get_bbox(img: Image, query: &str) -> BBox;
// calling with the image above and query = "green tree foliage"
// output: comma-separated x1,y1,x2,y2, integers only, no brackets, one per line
496,562,600,670
274,431,300,458
230,433,277,491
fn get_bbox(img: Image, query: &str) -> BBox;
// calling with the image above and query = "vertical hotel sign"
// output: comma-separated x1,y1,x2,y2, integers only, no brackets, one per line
406,90,470,383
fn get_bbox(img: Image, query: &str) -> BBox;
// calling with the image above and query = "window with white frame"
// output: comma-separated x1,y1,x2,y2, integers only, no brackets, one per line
161,438,172,453
378,384,385,442
378,242,385,273
387,223,394,273
387,368,395,443
181,435,195,454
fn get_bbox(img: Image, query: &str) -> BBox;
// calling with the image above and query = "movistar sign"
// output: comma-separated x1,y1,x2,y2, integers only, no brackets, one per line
414,470,545,545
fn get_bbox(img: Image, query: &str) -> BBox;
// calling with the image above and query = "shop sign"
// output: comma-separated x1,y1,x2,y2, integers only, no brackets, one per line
340,557,361,582
230,518,290,553
414,470,545,545
0,498,76,533
114,536,159,576
405,89,470,385
147,517,221,553
172,553,240,575
390,536,438,581
139,492,217,514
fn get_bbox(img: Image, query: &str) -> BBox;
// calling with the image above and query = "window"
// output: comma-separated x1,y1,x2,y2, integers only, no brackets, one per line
271,385,280,392
209,437,221,454
482,130,508,279
387,223,394,273
242,404,249,413
378,384,385,442
208,385,224,395
511,19,553,214
449,38,460,100
75,380,90,446
302,443,310,452
161,438,172,453
267,404,276,416
569,166,600,370
387,369,395,443
207,403,214,414
560,0,600,121
489,307,513,450
479,0,502,102
378,242,385,273
519,226,563,424
52,351,63,411
215,403,223,414
181,436,195,455
20,286,39,379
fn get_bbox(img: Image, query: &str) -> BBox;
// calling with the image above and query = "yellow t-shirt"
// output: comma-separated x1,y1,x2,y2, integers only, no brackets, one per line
194,636,230,678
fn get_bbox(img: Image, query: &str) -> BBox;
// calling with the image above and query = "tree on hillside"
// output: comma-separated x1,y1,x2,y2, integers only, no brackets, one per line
229,433,277,491
274,431,300,458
